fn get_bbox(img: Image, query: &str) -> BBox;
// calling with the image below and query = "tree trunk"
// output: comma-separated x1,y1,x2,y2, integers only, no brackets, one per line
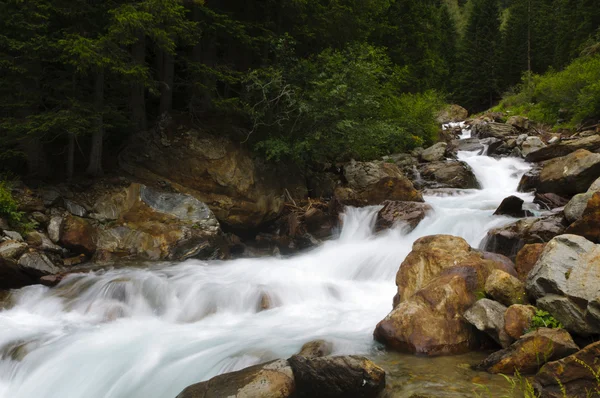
159,50,175,115
131,33,147,132
87,69,105,176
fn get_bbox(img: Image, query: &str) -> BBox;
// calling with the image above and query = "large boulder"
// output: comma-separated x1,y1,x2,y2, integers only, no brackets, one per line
176,356,385,398
493,196,532,218
534,192,569,211
526,135,600,163
420,142,448,162
563,176,600,222
536,150,600,196
59,215,97,256
417,160,480,189
119,118,299,229
565,192,600,242
476,328,579,375
521,137,546,157
0,240,28,260
374,235,517,356
17,251,63,277
335,161,423,206
436,104,468,124
375,201,432,233
0,257,36,290
526,235,600,336
472,122,516,139
483,215,567,259
451,138,485,154
94,184,225,262
535,341,600,398
515,243,545,281
464,299,512,348
507,116,530,131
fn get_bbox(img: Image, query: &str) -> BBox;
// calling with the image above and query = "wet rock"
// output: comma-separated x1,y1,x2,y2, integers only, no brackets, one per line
335,161,423,206
436,104,468,124
297,340,333,358
526,134,600,162
464,299,513,348
483,215,567,259
485,270,527,306
535,341,600,398
504,304,536,340
451,138,485,154
59,215,97,256
288,355,385,398
3,231,23,242
520,137,546,157
421,143,448,162
477,328,579,375
177,356,385,398
493,195,532,217
518,167,541,192
375,201,432,233
417,160,480,189
0,257,35,290
119,117,296,229
176,359,295,398
481,252,518,278
564,192,594,223
565,192,600,242
515,243,545,281
0,240,28,260
534,193,569,210
17,252,62,277
526,234,600,336
537,149,600,196
472,122,516,139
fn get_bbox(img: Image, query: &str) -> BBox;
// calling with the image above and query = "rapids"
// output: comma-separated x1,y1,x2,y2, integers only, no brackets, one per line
0,125,534,398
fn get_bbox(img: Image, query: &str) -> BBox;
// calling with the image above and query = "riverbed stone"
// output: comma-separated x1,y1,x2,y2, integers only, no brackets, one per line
521,137,546,157
526,134,600,162
437,104,468,124
417,160,480,189
375,201,432,232
485,270,527,306
477,328,579,375
493,196,532,218
504,304,536,340
59,215,97,256
17,251,62,277
0,257,36,290
297,340,333,358
565,191,600,243
464,299,512,348
526,234,600,336
421,143,448,162
472,122,516,139
515,243,545,281
533,193,569,210
0,240,28,260
537,149,600,196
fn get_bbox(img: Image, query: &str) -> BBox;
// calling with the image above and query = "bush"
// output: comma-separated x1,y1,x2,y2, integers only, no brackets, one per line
529,310,563,331
0,180,25,228
244,42,445,166
495,54,600,128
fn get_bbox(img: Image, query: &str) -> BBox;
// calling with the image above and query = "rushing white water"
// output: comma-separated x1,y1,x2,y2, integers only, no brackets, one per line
0,133,533,398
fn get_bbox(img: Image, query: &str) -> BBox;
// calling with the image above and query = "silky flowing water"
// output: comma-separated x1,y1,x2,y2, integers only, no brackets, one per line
0,126,534,398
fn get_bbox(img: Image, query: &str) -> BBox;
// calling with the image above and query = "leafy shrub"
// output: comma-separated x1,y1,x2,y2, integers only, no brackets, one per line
529,310,563,331
0,180,25,228
244,42,444,166
495,54,600,128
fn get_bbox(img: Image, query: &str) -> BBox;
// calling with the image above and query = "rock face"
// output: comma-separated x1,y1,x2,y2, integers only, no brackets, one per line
526,235,600,336
477,328,579,375
437,104,468,124
472,122,516,139
504,304,536,340
375,201,432,233
176,356,385,398
119,118,295,229
464,299,512,348
374,235,515,356
536,150,600,196
493,196,532,218
335,161,423,206
485,270,526,306
484,215,566,259
420,142,448,162
535,341,600,398
94,184,224,262
526,135,600,162
565,192,600,242
515,243,545,281
417,160,480,189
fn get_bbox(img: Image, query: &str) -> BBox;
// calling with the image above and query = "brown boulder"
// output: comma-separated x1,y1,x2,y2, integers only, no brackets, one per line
472,122,516,139
515,243,545,281
477,328,579,375
375,201,432,232
526,134,600,163
297,340,333,358
535,341,600,398
336,161,423,206
485,270,527,307
59,215,97,256
436,104,468,124
537,149,600,196
504,304,536,340
565,192,600,243
493,195,532,218
417,160,480,190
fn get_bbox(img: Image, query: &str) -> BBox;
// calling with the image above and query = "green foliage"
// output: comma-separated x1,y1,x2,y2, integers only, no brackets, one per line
0,180,24,228
529,310,563,330
245,43,444,165
496,54,600,127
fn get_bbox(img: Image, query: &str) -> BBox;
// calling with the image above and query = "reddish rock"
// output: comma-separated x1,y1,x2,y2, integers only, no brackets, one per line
565,192,600,243
59,215,97,256
375,201,432,232
515,243,545,281
504,304,536,340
